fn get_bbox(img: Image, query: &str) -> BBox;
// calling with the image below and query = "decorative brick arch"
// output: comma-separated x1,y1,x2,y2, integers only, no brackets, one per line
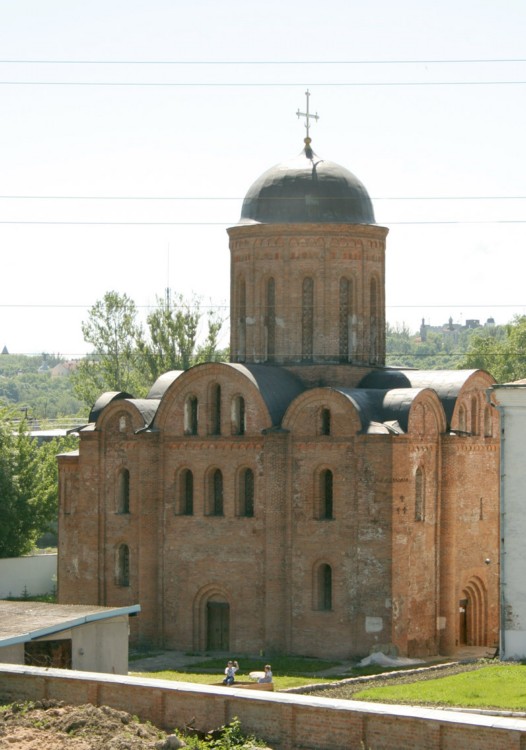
95,402,151,435
153,362,274,435
460,576,488,646
283,387,362,437
193,584,233,652
451,370,497,433
407,389,447,436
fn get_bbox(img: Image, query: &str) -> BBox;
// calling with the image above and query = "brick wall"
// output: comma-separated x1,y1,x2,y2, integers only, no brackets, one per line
1,665,525,750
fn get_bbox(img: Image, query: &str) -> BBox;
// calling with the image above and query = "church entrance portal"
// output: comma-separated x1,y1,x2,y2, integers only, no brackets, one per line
207,602,230,651
460,578,488,646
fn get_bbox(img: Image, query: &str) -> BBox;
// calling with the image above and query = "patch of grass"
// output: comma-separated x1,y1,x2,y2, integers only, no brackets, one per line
130,654,349,689
353,664,526,710
130,669,339,689
183,655,342,674
6,592,57,603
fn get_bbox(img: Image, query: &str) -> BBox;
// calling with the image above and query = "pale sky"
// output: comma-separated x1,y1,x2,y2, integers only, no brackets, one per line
1,0,525,357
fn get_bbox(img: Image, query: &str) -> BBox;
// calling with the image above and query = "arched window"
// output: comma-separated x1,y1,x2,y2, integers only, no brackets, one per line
415,466,425,522
370,277,378,363
184,395,198,435
339,277,353,362
210,383,221,435
484,406,493,437
265,277,276,362
207,469,223,516
471,396,478,435
315,469,334,519
116,544,130,586
231,395,246,436
319,407,331,436
458,404,467,433
302,277,314,361
177,469,193,516
238,277,247,362
237,468,254,517
117,469,130,514
315,564,332,610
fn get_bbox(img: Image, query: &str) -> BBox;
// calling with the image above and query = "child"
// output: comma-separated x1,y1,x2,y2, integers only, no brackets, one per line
258,664,273,683
223,659,239,685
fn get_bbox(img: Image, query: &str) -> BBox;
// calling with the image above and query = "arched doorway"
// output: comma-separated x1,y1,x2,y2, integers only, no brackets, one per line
460,578,488,646
206,601,230,651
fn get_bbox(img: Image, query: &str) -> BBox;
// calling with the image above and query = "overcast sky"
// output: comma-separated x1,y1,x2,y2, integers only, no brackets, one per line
1,0,525,357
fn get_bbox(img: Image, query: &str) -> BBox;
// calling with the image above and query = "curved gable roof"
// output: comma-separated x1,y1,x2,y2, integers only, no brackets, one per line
124,398,161,429
146,370,184,399
357,369,481,425
88,391,134,423
336,387,428,433
227,363,305,426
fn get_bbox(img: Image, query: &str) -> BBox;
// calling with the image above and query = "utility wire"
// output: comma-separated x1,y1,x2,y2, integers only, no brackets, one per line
1,58,525,64
0,195,524,201
1,80,525,87
0,220,524,226
0,303,523,310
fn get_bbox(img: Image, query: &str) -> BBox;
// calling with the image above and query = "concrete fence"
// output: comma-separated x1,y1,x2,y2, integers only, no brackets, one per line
0,554,57,599
1,664,526,750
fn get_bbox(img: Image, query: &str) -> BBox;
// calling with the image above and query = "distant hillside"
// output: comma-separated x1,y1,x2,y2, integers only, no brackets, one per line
0,353,86,423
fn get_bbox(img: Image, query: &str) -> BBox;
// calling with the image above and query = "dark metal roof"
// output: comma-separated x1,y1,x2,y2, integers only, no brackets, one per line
89,394,160,430
238,145,376,225
146,370,184,399
336,387,424,433
125,399,161,429
88,391,134,423
358,369,479,424
229,363,305,426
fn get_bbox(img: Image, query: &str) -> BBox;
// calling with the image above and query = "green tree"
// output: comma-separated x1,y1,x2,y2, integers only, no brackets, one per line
0,409,78,557
72,291,147,406
137,290,225,382
463,316,526,382
73,289,227,408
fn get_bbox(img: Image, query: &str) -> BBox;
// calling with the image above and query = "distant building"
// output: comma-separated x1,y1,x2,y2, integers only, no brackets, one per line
50,361,79,378
58,124,499,660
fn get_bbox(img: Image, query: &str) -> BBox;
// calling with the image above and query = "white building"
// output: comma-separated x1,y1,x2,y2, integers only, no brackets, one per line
490,381,526,659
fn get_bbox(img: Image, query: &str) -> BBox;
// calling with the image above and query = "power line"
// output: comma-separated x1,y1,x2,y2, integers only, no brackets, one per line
0,303,523,310
1,58,525,64
1,80,526,87
0,195,524,201
0,220,524,226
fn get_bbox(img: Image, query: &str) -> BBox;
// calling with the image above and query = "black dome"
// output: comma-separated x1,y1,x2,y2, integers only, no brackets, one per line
239,144,376,225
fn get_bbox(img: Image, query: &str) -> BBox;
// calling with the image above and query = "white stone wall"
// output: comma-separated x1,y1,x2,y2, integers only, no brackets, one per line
0,554,57,599
491,384,526,659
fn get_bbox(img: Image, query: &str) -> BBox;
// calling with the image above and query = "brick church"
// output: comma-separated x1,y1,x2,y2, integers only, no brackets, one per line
58,107,500,659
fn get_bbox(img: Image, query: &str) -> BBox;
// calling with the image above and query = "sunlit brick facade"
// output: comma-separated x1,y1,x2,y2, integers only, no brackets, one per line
58,139,499,658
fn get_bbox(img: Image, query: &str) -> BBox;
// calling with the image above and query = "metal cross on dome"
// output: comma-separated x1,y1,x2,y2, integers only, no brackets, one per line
296,89,319,139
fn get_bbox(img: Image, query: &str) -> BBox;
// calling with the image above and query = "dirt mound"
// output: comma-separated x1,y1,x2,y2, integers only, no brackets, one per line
0,699,172,749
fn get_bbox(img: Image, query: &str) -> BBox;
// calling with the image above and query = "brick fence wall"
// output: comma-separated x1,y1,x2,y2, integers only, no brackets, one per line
1,664,526,749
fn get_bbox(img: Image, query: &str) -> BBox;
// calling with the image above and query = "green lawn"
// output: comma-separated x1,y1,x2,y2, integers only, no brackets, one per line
129,654,456,691
130,654,348,689
354,665,526,710
130,669,337,689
